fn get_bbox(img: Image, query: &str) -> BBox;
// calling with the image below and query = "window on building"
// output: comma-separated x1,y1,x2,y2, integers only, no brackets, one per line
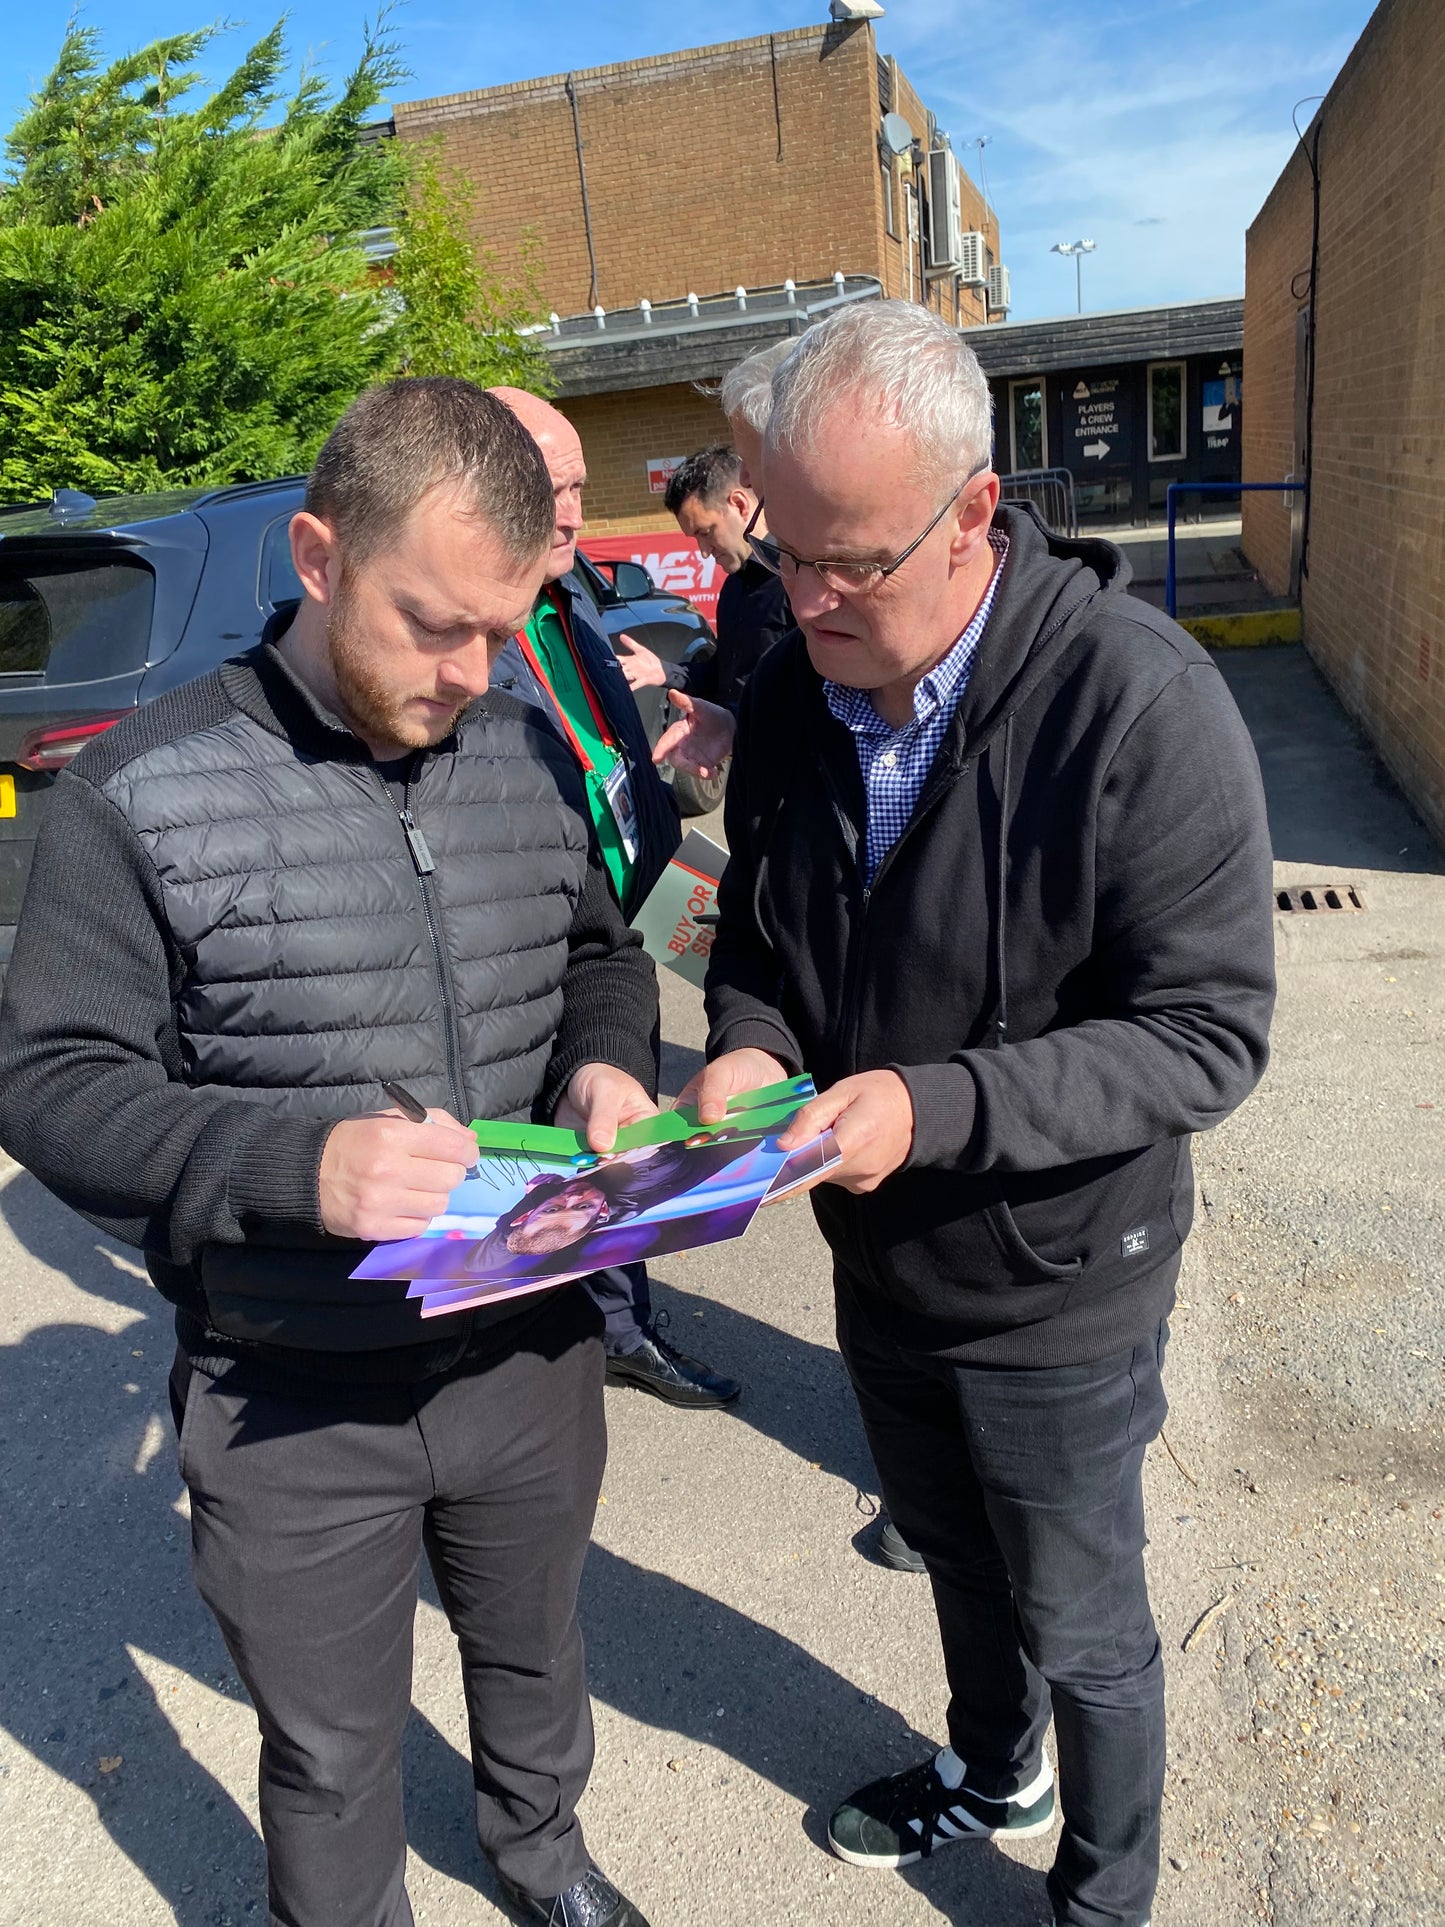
1148,362,1186,461
1009,379,1046,473
881,160,897,238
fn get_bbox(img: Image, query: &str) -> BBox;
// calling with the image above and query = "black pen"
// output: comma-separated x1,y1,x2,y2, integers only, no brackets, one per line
382,1079,479,1170
381,1080,429,1123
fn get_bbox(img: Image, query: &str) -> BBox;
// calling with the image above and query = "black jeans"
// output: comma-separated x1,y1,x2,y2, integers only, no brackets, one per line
172,1284,606,1927
583,1262,653,1355
835,1275,1168,1927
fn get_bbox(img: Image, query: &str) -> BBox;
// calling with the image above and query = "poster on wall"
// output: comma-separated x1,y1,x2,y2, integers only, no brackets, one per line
1060,372,1133,474
1202,361,1243,450
646,456,685,494
580,533,722,624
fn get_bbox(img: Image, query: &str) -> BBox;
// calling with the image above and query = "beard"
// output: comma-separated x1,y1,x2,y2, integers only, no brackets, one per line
326,576,470,752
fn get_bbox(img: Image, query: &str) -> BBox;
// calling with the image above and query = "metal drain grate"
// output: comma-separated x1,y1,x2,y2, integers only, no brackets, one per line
1275,884,1367,913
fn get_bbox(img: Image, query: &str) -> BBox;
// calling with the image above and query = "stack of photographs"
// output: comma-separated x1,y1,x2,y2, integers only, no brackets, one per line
351,1075,842,1317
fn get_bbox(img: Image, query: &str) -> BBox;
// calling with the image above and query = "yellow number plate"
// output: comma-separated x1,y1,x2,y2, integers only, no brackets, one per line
0,774,15,818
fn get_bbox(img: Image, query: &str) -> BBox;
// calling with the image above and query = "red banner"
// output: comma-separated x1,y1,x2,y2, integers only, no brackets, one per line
580,532,722,625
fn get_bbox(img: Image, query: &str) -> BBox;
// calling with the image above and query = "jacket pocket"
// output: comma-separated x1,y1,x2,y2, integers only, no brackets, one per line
824,1180,1083,1332
983,1199,1086,1283
1168,1136,1196,1245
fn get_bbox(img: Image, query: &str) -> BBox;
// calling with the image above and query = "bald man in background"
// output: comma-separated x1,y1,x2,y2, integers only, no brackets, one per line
488,388,742,1411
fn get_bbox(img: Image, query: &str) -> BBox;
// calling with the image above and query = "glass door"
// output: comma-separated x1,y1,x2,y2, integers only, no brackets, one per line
1009,379,1045,472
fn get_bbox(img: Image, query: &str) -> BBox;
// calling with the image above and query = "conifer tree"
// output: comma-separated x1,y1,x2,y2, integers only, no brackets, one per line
0,17,541,500
389,148,553,394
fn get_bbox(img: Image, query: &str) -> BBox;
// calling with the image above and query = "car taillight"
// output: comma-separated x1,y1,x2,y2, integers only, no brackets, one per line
17,714,126,772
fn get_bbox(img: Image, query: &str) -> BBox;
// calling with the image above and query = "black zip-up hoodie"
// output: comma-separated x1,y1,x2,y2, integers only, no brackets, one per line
704,505,1276,1367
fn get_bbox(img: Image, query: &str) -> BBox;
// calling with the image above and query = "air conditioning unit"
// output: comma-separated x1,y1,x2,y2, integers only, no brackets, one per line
926,149,964,272
957,229,988,288
987,264,1011,313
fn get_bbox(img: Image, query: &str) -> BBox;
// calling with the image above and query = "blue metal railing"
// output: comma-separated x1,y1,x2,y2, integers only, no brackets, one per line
1165,481,1304,618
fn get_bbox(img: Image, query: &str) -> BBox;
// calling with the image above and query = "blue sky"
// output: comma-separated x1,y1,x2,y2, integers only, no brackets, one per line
5,0,1377,320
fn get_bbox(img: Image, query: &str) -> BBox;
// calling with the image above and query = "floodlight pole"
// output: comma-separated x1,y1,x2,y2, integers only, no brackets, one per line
1051,239,1097,313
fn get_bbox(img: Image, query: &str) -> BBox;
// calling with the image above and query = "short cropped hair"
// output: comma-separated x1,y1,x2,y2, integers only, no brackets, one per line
306,378,555,565
663,445,744,516
767,300,993,497
719,338,796,434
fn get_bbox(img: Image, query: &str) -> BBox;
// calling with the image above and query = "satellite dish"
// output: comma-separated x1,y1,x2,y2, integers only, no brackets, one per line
881,112,915,157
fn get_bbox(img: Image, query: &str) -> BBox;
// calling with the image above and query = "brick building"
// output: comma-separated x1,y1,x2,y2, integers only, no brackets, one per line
1242,0,1445,848
390,21,1005,536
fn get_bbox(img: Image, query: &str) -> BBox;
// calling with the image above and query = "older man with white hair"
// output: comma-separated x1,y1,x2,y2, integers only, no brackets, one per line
681,301,1275,1927
719,334,794,489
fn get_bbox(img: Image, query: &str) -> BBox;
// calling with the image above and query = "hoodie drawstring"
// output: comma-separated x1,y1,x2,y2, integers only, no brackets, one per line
993,714,1013,1049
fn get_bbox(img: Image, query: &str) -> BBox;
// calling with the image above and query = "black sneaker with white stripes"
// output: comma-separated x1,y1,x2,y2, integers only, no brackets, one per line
828,1749,1056,1867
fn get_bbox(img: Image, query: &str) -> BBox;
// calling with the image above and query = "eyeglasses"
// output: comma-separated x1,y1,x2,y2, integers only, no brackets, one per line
744,475,978,595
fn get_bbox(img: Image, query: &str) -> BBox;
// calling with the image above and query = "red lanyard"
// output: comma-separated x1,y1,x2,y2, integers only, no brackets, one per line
514,592,617,775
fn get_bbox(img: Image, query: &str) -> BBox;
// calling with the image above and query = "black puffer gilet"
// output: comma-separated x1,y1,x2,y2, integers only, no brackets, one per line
100,641,602,1366
100,648,591,1127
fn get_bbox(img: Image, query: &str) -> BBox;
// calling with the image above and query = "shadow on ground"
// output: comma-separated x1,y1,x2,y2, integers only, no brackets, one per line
657,1034,705,1100
0,1172,1045,1924
405,1539,1048,1922
0,1170,263,1925
646,1274,879,1497
1214,646,1442,873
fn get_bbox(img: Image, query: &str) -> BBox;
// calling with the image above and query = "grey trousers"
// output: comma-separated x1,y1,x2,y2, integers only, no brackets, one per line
173,1285,607,1927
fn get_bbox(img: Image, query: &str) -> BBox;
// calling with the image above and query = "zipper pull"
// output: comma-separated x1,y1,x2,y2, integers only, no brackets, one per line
400,809,436,875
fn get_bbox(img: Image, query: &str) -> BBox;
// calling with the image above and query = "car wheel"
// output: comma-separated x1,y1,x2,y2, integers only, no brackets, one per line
668,761,729,817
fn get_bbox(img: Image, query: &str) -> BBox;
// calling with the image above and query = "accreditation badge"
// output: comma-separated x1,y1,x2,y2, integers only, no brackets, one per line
602,757,641,864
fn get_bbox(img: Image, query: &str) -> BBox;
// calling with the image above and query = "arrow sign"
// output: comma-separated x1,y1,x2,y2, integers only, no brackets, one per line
1083,439,1110,460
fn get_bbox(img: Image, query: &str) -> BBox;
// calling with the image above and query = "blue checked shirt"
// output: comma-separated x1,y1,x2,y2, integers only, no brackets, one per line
824,530,1009,884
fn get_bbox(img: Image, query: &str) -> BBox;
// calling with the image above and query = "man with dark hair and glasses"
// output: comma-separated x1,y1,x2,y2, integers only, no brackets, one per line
616,446,791,714
679,301,1275,1927
648,341,796,788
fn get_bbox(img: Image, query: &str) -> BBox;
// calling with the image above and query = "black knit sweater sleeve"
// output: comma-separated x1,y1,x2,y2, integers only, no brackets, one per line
672,646,719,704
0,769,330,1266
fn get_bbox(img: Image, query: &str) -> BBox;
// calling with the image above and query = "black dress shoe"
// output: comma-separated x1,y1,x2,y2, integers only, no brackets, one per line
499,1862,651,1926
604,1309,741,1408
876,1517,927,1574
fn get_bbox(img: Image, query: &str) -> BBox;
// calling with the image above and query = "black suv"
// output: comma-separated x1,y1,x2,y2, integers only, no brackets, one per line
0,479,720,973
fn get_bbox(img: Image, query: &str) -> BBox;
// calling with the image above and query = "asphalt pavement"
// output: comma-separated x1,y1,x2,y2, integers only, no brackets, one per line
0,643,1440,1927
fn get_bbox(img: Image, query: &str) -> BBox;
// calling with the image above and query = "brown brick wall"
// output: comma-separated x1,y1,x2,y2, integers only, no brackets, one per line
1240,144,1314,593
560,384,730,533
1241,0,1445,849
395,24,886,318
394,25,1001,333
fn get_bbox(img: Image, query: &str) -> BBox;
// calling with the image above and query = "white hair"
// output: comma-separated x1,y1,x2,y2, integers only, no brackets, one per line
719,337,797,433
766,299,993,495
